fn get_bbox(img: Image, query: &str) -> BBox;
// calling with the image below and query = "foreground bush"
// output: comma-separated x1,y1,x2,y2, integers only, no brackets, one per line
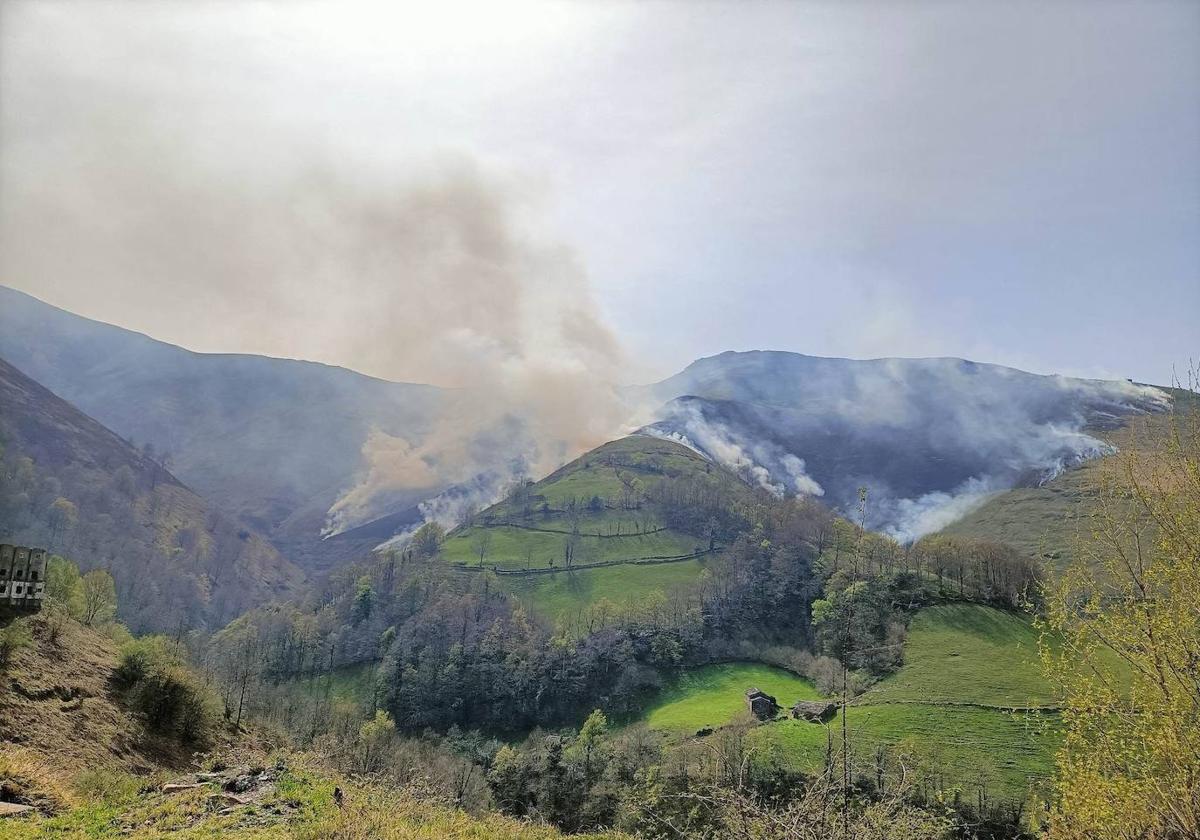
112,636,219,745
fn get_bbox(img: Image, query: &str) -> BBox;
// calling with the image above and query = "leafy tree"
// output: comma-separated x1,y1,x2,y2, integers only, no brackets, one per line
411,522,445,558
577,709,609,783
45,555,85,619
358,710,397,773
47,496,78,547
1041,395,1200,839
113,636,218,744
80,569,117,626
353,576,375,624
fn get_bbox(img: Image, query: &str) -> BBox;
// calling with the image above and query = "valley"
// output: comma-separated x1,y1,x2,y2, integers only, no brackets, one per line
0,297,1191,838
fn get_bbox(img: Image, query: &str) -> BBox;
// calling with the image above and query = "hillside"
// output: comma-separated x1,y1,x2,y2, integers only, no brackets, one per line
0,612,626,840
638,350,1170,540
0,286,443,570
0,356,303,632
441,434,761,617
0,612,192,783
942,395,1196,568
636,603,1060,804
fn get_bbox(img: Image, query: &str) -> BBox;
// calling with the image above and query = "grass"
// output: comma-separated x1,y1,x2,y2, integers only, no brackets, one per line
861,603,1053,707
755,604,1062,802
508,559,709,620
439,435,744,619
276,661,379,707
942,410,1184,571
753,706,1060,801
629,605,1065,804
0,757,630,839
442,526,700,570
642,663,821,733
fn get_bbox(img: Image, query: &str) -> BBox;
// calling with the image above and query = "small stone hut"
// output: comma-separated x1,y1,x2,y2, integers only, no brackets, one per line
744,687,779,720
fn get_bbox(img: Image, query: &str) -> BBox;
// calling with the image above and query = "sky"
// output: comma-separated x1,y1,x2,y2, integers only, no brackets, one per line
1,0,1196,387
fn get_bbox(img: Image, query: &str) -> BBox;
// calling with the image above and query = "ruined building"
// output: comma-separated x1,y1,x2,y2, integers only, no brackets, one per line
0,545,47,613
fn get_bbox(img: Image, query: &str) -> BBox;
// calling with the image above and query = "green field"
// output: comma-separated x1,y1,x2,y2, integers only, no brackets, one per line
442,525,700,570
507,559,710,619
633,604,1063,803
644,663,821,732
861,603,1052,707
755,704,1060,801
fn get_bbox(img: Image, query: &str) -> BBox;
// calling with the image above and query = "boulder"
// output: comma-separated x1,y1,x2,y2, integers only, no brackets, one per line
0,802,33,818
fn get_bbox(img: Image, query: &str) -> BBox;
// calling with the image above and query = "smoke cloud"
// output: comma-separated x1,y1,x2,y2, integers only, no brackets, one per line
312,163,635,535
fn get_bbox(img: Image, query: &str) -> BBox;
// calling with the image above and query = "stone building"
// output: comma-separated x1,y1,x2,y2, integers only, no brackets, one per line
791,700,838,723
744,687,779,720
0,545,47,612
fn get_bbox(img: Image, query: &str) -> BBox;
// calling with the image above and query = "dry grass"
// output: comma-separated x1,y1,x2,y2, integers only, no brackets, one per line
0,610,193,783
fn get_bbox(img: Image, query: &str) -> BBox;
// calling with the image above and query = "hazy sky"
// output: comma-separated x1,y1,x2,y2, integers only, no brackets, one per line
1,0,1196,386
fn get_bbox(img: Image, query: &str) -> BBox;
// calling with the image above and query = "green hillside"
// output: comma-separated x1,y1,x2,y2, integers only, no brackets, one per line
759,604,1060,802
441,435,754,618
643,663,820,732
634,604,1061,804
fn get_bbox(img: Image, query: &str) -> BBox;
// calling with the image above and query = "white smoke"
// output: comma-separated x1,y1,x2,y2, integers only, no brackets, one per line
643,401,825,498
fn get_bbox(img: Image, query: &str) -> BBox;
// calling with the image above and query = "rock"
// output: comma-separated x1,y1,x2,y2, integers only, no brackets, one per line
162,783,204,794
209,792,248,807
223,775,256,794
0,802,33,818
791,700,838,723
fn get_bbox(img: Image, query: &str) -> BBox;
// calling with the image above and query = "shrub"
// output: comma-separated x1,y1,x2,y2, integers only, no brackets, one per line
113,636,218,745
0,619,33,669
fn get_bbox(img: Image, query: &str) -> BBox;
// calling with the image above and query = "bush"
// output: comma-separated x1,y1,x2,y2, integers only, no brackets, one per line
113,636,218,744
0,619,33,669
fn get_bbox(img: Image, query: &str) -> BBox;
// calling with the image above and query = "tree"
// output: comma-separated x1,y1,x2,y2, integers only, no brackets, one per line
358,709,397,773
411,521,445,559
45,555,85,618
577,709,609,783
472,529,493,567
47,497,78,548
353,575,375,624
80,569,117,625
1041,390,1200,839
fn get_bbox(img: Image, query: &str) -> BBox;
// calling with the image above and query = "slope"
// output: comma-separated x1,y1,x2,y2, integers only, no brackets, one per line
942,393,1196,569
0,356,303,632
441,434,759,618
0,613,625,840
638,350,1170,540
0,285,443,570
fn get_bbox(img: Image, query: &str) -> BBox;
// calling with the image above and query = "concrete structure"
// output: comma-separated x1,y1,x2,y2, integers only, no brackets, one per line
0,545,47,612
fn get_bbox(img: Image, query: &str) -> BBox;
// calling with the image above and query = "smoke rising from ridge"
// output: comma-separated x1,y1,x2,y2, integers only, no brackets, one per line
644,353,1172,542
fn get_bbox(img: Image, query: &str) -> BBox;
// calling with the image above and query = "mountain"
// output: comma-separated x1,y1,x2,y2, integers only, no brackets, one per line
0,286,443,569
638,350,1171,540
0,356,303,631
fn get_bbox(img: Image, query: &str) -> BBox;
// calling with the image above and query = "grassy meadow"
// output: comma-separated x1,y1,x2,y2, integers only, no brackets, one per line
643,663,821,732
632,604,1063,804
